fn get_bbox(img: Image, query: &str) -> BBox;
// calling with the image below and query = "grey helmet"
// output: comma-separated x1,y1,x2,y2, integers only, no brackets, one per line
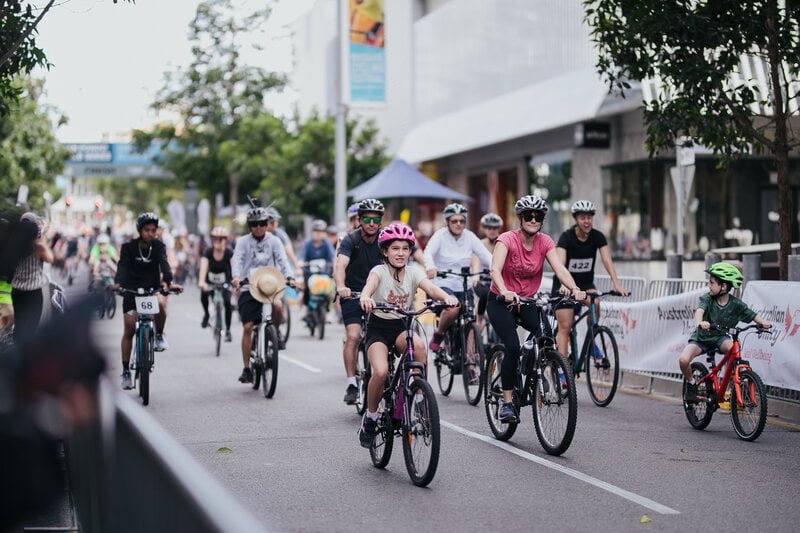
571,200,596,216
265,206,281,222
357,198,385,216
246,207,269,223
514,195,548,215
311,219,327,231
480,212,503,228
443,202,468,220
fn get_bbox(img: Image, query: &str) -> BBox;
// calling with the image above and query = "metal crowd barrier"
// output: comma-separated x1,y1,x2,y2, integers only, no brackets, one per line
65,379,268,533
646,278,707,298
593,275,648,302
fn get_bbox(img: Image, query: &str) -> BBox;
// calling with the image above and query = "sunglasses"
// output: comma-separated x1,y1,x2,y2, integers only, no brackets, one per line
248,221,268,228
361,216,382,224
212,237,227,241
520,211,545,223
449,218,467,225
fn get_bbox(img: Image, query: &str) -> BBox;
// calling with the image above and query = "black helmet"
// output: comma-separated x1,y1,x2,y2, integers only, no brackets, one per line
136,212,159,232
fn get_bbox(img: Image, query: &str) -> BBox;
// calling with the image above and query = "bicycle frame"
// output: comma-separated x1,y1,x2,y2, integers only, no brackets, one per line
698,330,752,406
516,297,560,407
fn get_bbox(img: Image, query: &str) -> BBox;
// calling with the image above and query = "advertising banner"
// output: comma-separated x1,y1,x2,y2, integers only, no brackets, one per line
347,0,385,103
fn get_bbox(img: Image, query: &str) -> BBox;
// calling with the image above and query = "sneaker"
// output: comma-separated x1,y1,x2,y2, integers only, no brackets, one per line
201,315,209,328
121,370,133,390
155,333,168,352
238,367,253,383
225,330,232,342
684,382,699,403
343,384,358,404
358,415,378,448
429,333,444,352
498,401,518,423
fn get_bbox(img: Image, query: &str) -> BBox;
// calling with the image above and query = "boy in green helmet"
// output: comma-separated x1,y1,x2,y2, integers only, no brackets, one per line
679,262,771,402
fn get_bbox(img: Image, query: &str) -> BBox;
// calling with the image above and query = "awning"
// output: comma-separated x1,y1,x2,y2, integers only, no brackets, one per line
397,67,628,164
348,158,472,202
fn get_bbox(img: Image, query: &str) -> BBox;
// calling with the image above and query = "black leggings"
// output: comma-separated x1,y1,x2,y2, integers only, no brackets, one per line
486,296,541,391
201,289,232,330
12,288,43,349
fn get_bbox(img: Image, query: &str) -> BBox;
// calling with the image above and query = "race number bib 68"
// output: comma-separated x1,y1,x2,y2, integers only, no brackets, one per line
135,295,160,314
568,258,593,273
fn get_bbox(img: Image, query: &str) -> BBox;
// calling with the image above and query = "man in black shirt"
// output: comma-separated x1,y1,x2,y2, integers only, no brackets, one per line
552,201,628,358
333,198,384,404
114,212,183,389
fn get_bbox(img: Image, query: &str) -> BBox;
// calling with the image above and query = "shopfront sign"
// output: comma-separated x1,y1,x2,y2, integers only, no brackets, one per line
574,121,611,148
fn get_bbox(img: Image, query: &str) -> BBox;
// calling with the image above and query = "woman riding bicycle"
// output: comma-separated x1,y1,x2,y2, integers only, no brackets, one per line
198,226,234,342
357,223,458,448
475,212,503,330
486,195,585,423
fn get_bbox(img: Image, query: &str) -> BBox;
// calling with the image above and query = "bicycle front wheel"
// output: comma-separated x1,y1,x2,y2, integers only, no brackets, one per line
214,299,223,357
370,398,393,468
462,322,485,405
402,379,440,487
250,329,261,390
105,290,116,319
355,340,370,415
730,368,767,441
139,327,152,406
434,332,454,396
315,303,326,340
683,362,713,429
483,346,517,441
262,325,280,398
585,326,620,407
532,349,577,456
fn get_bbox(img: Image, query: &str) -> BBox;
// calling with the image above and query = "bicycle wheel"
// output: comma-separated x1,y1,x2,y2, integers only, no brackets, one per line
585,326,620,407
213,299,223,357
730,368,767,441
532,349,576,456
315,303,326,340
462,322,485,405
483,347,517,441
250,328,261,390
402,379,440,487
262,325,280,398
105,290,116,319
355,340,370,415
683,362,714,429
434,332,454,396
277,297,291,344
96,291,105,319
139,327,152,406
370,399,393,468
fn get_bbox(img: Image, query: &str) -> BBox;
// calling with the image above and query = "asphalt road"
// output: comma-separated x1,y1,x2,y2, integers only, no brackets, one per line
79,277,799,533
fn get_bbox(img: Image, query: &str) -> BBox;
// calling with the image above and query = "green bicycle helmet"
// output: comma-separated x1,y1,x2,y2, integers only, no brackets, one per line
705,262,744,289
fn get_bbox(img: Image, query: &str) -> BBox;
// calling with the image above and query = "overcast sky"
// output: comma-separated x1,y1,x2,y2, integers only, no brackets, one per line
33,0,315,142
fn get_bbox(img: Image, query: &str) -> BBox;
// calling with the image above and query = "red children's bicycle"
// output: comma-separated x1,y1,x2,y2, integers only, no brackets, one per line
682,323,770,441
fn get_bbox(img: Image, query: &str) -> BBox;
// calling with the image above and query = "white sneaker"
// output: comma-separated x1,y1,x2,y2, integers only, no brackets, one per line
155,333,169,352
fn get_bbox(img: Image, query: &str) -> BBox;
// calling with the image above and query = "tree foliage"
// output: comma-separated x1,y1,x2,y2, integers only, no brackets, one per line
585,0,800,279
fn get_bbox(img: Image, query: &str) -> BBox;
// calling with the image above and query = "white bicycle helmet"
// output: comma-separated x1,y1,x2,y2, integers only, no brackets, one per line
571,200,596,216
246,207,269,223
443,203,468,220
514,195,548,215
357,198,385,216
480,213,503,228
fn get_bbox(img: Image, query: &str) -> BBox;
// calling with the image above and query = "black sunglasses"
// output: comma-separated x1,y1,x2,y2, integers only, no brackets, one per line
212,236,227,241
248,220,268,227
520,211,545,223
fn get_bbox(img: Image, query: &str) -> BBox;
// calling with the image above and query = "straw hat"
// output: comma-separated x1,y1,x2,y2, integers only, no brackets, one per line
249,267,286,303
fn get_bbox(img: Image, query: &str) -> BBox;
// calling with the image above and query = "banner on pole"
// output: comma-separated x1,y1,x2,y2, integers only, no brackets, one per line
347,0,386,103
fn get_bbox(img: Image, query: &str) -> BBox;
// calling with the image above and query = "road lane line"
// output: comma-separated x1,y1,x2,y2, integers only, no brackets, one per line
279,354,322,373
441,420,680,515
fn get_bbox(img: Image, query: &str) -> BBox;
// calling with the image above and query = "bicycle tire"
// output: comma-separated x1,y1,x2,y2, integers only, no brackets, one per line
139,327,152,406
316,304,326,340
585,325,620,407
250,328,261,390
278,297,291,344
214,298,223,357
483,347,517,441
402,379,440,487
683,362,714,429
532,349,576,456
356,340,370,415
370,399,393,468
262,325,280,398
462,322,485,405
434,332,454,396
97,293,105,319
730,368,767,441
106,290,116,319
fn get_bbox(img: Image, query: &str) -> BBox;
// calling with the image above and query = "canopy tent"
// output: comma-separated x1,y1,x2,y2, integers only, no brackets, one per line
347,159,472,202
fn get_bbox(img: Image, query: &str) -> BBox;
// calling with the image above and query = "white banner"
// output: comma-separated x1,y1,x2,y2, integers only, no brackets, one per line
597,281,800,391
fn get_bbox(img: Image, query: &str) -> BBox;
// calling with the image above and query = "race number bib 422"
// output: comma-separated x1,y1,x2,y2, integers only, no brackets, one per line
135,295,160,314
208,272,226,283
568,258,593,273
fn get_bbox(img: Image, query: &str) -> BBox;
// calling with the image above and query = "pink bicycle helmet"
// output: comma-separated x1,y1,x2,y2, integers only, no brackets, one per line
378,222,416,247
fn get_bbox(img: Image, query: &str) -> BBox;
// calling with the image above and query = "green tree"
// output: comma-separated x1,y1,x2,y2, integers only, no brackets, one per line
0,76,67,210
585,0,800,279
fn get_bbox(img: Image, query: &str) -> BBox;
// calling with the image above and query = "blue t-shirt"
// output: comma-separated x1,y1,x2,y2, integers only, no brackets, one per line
299,239,335,275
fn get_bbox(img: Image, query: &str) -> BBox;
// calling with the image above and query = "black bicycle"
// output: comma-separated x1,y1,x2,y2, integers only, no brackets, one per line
484,293,578,456
339,291,371,415
242,277,284,399
304,259,334,340
367,300,450,487
431,268,488,405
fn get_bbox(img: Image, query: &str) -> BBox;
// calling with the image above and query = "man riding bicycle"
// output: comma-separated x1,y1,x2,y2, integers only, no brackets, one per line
551,200,628,359
114,212,183,390
232,206,296,384
198,226,234,342
298,219,336,324
333,198,385,405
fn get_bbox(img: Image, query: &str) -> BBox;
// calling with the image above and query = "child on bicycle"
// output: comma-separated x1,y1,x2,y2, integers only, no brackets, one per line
91,249,117,291
679,262,770,402
357,223,458,448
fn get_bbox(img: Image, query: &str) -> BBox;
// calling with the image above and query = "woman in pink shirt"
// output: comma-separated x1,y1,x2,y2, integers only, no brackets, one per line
487,195,585,423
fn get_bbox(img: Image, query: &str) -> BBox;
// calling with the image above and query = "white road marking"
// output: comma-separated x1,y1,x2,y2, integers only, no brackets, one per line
441,420,680,515
279,354,322,373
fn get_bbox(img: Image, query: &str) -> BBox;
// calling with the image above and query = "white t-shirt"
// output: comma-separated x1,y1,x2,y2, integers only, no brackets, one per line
369,264,426,321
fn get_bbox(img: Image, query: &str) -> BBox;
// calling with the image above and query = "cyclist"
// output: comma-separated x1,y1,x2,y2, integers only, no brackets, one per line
198,226,234,342
114,212,184,390
348,202,361,230
486,195,585,423
423,203,492,353
88,232,118,265
357,223,458,447
475,212,503,330
232,206,296,384
552,200,629,359
91,249,117,290
679,262,771,402
298,219,336,323
333,198,385,405
265,206,301,275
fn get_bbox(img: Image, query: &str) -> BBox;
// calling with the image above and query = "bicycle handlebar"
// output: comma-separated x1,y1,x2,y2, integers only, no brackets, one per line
373,300,455,317
709,323,770,336
436,268,489,279
510,293,576,308
116,287,181,296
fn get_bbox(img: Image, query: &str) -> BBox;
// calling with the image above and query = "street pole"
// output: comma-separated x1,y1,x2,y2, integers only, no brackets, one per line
334,0,347,230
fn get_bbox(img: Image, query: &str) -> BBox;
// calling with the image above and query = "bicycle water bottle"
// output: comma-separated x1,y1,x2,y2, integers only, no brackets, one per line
593,343,602,360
